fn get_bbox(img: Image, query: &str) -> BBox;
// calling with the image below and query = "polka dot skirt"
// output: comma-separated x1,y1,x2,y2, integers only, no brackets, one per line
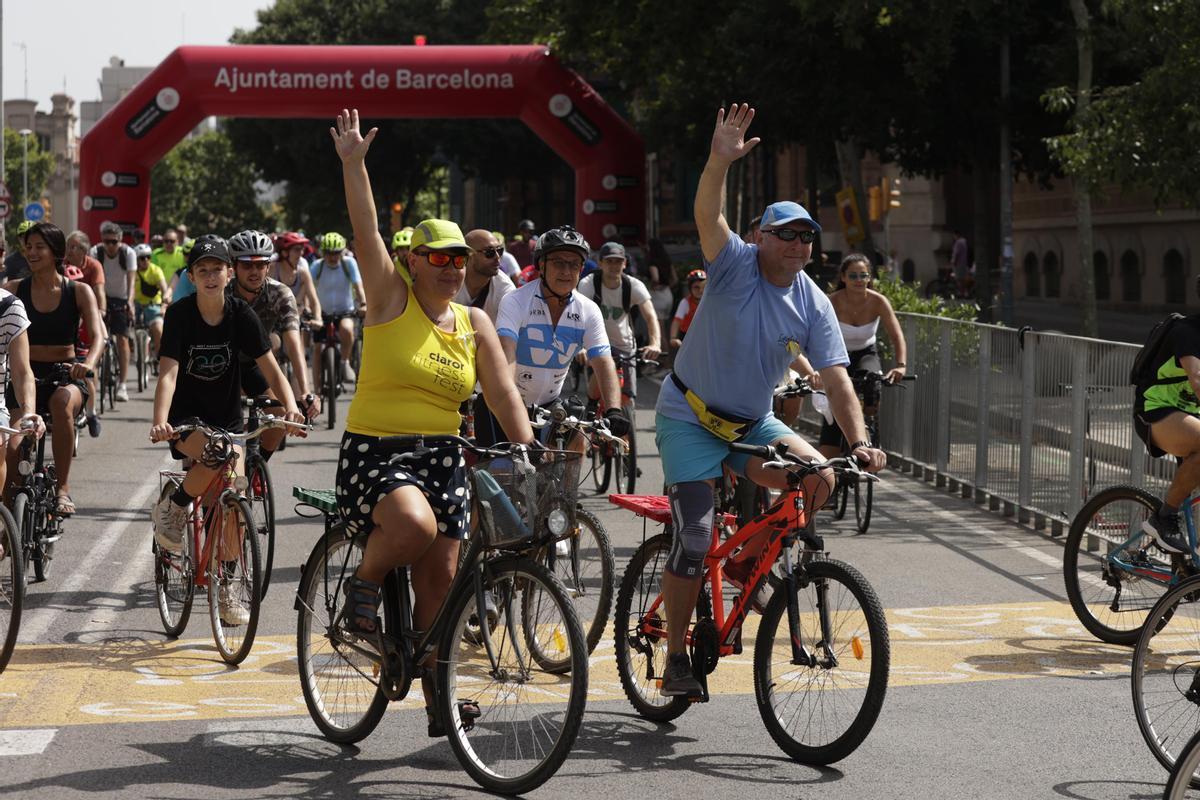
335,432,470,539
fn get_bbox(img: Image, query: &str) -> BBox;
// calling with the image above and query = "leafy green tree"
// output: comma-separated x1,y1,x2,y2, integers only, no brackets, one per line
3,127,56,241
150,130,274,235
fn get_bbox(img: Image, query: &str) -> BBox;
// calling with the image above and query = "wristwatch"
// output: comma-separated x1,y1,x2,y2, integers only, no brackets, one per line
850,440,871,451
895,362,906,368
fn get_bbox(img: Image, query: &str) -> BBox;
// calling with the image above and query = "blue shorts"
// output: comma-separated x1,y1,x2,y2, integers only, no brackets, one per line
656,411,795,486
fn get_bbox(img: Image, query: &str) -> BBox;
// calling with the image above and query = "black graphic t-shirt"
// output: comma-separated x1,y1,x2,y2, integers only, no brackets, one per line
159,294,271,431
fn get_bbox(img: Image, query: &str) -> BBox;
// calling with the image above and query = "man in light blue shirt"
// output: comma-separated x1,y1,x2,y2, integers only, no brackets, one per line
655,103,887,698
311,232,365,383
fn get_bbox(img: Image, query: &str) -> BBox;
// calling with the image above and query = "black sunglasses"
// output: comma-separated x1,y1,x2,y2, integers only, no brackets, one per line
474,246,504,258
103,238,120,245
763,228,817,244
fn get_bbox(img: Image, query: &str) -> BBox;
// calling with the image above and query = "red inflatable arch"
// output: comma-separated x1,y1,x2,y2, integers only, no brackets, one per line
78,45,645,246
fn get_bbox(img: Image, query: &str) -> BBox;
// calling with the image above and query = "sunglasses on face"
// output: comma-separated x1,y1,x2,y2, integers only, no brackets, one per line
103,239,120,246
474,246,504,258
847,272,872,280
763,228,817,244
237,258,270,269
416,249,468,269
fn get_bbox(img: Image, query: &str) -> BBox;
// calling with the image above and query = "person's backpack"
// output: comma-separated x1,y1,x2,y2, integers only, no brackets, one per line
591,274,633,316
311,259,353,284
1130,313,1188,390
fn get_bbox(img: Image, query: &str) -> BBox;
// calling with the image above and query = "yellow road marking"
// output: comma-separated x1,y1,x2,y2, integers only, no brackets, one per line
0,600,1133,730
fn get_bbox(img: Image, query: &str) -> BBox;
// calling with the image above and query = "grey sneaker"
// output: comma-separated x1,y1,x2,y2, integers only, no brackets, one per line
219,584,251,626
153,495,188,553
341,361,356,383
660,652,702,698
115,384,129,402
1143,512,1190,555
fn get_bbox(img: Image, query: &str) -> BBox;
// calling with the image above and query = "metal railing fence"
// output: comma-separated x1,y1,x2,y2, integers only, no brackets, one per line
797,312,1175,532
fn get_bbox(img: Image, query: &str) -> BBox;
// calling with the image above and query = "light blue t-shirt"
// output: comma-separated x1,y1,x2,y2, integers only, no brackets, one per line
311,255,361,314
173,269,196,300
657,233,848,423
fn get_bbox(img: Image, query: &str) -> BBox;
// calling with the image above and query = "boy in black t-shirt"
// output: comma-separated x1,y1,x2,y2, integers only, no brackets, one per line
149,236,304,620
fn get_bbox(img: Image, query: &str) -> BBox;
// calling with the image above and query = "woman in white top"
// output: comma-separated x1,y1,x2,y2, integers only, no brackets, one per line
807,253,907,458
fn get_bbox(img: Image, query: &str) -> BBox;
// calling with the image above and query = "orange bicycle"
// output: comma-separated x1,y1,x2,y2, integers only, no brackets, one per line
611,443,889,764
152,416,306,664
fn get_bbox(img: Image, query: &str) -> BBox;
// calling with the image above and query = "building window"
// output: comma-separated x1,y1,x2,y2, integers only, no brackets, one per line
1094,251,1109,301
1024,252,1040,297
1164,249,1187,304
1043,251,1060,298
1121,249,1141,302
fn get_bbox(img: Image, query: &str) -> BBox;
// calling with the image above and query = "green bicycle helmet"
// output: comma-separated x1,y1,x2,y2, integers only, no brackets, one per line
180,237,196,255
391,228,413,251
16,220,35,236
321,231,347,252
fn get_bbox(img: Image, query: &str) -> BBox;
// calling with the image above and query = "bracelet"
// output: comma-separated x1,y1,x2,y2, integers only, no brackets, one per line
850,440,871,451
895,362,906,368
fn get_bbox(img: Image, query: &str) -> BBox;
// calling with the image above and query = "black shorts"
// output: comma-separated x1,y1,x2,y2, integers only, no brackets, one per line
335,432,470,539
1134,406,1189,459
818,346,882,448
6,362,89,417
105,299,131,337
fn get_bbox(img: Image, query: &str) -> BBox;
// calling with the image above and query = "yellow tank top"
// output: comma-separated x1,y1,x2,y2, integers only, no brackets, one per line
346,288,476,437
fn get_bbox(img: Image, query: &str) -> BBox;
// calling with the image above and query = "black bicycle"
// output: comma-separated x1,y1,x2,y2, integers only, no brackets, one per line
242,396,283,598
828,370,916,533
312,312,357,431
294,436,587,795
0,423,31,673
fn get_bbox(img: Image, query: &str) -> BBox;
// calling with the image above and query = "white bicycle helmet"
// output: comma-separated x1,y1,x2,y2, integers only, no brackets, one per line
228,229,275,261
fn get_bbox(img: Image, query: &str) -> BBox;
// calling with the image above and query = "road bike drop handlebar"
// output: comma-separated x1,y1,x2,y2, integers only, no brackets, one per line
529,403,627,450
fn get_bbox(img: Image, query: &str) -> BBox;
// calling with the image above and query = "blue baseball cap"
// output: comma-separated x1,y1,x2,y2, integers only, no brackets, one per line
759,201,822,233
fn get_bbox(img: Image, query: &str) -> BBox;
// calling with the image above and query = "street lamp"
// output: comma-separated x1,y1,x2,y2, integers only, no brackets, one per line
18,129,32,209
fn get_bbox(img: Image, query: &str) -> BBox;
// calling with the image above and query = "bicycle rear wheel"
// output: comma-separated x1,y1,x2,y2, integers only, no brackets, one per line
0,503,23,672
135,329,148,392
154,486,194,637
753,557,889,764
245,455,276,599
1131,574,1200,784
207,496,262,665
1165,728,1200,800
1063,484,1165,645
536,507,613,656
614,532,690,722
98,347,110,415
296,528,388,744
854,476,873,533
439,557,587,795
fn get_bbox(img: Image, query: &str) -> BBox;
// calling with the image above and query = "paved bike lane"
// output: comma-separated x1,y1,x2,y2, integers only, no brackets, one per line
0,381,1172,799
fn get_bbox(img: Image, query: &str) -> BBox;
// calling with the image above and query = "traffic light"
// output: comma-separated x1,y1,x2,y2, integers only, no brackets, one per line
413,35,427,46
883,178,901,215
867,185,882,222
40,197,51,220
390,201,404,231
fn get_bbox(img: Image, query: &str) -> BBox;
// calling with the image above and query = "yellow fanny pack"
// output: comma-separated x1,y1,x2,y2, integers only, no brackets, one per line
671,374,756,443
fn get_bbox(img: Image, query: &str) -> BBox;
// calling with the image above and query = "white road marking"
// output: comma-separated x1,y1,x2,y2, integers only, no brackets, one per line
0,728,56,755
19,459,167,643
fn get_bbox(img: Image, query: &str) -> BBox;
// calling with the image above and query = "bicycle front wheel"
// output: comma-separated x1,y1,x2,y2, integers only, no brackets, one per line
1063,484,1165,645
245,455,276,599
296,528,388,744
154,487,194,638
854,476,873,533
832,476,849,520
1132,574,1200,782
0,503,23,672
1165,729,1200,800
591,439,611,494
537,507,613,656
207,496,262,665
323,347,338,431
135,329,148,392
439,557,587,795
614,532,690,722
753,558,889,765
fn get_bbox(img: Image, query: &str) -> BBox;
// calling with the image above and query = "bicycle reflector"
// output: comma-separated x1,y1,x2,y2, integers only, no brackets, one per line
852,636,865,660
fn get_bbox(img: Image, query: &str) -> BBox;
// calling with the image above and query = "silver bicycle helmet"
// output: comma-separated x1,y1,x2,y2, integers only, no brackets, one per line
228,229,275,261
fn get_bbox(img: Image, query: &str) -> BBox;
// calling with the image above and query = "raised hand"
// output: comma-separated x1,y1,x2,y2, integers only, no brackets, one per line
329,108,378,163
710,103,761,164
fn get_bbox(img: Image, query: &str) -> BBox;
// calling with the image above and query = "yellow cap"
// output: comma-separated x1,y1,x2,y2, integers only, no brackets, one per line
410,218,470,252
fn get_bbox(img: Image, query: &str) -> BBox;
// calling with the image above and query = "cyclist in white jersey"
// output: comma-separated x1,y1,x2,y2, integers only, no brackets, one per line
90,221,136,401
494,225,628,439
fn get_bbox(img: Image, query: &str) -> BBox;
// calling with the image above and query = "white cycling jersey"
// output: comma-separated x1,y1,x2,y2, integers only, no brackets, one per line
495,279,610,406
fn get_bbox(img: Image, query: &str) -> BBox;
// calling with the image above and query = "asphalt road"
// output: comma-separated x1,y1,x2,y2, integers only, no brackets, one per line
0,375,1178,800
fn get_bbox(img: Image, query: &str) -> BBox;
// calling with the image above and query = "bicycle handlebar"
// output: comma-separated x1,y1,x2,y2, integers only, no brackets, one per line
374,433,545,468
726,441,880,482
528,404,627,449
166,414,311,443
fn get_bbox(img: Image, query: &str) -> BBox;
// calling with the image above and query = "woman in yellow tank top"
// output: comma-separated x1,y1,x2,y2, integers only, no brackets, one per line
331,109,535,732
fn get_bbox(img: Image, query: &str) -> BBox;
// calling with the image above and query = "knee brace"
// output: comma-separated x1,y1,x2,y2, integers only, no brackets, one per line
666,481,714,579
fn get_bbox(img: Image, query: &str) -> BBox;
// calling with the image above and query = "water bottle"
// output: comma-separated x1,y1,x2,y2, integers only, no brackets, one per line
473,469,531,543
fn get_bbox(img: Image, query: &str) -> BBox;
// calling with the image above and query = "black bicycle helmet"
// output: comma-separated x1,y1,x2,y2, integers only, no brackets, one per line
228,229,275,261
533,225,590,268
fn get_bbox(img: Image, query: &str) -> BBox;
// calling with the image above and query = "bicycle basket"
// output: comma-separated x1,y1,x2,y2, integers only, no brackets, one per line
471,451,580,549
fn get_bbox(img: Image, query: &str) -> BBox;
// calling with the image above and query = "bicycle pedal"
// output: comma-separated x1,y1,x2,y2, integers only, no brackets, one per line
43,534,61,544
458,700,482,732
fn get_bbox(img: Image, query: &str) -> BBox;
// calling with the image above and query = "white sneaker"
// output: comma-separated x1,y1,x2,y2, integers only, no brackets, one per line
341,361,356,383
115,384,129,402
219,584,251,626
153,495,188,553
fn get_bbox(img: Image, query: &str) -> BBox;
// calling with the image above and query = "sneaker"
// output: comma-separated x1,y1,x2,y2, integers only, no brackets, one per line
86,413,101,438
1143,512,1190,555
153,495,188,553
218,584,251,626
341,361,356,383
660,652,703,698
723,557,772,613
115,384,129,402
